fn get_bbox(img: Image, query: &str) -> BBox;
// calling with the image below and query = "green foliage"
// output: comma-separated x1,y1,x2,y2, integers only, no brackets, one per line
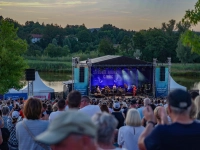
176,39,196,63
181,30,200,55
0,20,28,94
77,30,91,43
99,39,115,55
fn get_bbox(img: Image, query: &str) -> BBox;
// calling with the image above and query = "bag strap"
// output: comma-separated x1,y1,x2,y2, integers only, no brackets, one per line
22,121,49,150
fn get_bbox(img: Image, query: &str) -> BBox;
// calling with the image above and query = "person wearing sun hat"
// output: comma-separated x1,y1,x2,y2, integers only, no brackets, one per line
35,110,97,150
139,89,200,150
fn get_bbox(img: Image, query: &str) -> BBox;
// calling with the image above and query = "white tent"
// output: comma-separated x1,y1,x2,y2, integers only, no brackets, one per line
20,71,54,94
7,88,21,93
170,75,187,91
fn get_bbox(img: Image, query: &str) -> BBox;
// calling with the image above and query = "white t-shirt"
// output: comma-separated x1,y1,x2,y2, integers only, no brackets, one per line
79,105,101,118
49,111,64,122
118,125,144,150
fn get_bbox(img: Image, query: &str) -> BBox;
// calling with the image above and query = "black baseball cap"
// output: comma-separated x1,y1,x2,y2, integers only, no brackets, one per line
167,89,191,109
130,99,137,105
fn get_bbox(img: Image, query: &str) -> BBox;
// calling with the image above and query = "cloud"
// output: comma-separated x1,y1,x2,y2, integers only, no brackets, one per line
0,1,97,8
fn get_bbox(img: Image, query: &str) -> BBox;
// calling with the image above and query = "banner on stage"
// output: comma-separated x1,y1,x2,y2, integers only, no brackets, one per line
155,68,168,97
74,67,88,96
4,93,28,100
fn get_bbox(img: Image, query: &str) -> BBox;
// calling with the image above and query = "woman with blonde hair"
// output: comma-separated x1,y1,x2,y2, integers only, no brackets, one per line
194,96,200,120
118,108,144,150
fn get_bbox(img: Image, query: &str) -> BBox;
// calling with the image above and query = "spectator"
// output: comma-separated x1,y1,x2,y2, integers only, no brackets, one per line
79,96,101,117
112,101,125,129
7,111,22,150
49,99,66,122
194,96,200,120
66,90,81,109
16,97,50,150
19,104,24,119
46,104,53,115
52,103,58,112
118,108,144,150
0,109,9,150
2,106,10,128
92,112,122,150
41,103,48,120
124,99,137,118
138,89,200,150
190,91,199,101
137,98,150,119
100,102,110,113
35,110,97,150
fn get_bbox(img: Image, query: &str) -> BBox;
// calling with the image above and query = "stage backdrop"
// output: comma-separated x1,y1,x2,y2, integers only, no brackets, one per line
155,68,169,97
74,67,88,95
91,68,146,91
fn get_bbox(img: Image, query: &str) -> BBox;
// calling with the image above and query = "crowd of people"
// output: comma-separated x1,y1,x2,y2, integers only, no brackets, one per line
0,89,200,149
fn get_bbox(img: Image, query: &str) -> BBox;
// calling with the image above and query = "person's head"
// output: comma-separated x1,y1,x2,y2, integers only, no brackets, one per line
24,97,42,120
2,106,10,116
47,104,52,111
42,103,47,113
113,101,121,111
194,96,200,118
167,89,192,119
130,99,137,108
144,98,150,107
80,96,90,109
100,102,109,113
57,99,66,111
53,103,58,112
190,91,199,101
154,106,163,124
12,111,20,124
35,110,97,150
125,108,141,126
92,112,118,146
67,91,81,109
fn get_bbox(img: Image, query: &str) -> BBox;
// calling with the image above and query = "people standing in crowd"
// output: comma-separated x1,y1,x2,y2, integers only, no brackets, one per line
137,98,150,119
79,96,101,117
52,103,58,112
100,102,110,113
118,108,144,150
66,90,81,109
112,101,125,129
138,89,200,150
19,104,24,119
2,106,10,129
49,99,66,122
16,97,50,150
92,112,124,150
123,99,137,118
35,110,97,150
194,96,200,120
7,110,22,150
46,104,53,116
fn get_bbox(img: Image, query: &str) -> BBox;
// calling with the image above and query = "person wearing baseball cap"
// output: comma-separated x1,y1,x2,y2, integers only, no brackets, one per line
138,89,200,150
35,110,97,150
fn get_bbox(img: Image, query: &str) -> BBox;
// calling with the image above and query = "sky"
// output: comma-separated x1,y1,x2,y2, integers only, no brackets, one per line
0,0,199,31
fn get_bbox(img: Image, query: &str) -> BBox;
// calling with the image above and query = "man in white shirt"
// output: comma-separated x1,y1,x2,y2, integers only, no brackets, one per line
79,96,101,118
49,99,66,122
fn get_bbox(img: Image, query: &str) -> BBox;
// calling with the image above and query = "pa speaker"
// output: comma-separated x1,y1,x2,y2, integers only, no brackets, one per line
79,67,85,82
160,67,165,81
25,69,35,81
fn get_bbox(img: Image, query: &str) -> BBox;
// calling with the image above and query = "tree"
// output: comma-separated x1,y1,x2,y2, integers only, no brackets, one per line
0,20,28,94
77,30,91,43
98,39,115,55
182,0,200,54
134,49,142,59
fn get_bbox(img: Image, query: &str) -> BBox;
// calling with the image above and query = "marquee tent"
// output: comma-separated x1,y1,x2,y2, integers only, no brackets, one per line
20,71,54,99
170,75,187,91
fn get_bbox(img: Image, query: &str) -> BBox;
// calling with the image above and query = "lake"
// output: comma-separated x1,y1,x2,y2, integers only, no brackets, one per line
38,72,200,92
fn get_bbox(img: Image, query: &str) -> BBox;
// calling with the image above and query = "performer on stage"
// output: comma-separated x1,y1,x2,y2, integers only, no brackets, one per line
113,84,117,91
133,85,137,96
124,83,128,92
96,86,101,94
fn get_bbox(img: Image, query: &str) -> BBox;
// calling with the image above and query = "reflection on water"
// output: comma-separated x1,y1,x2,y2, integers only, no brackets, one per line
38,72,200,92
39,72,71,92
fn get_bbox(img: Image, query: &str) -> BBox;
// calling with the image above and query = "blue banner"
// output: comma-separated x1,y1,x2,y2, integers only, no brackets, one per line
74,67,88,96
4,93,28,100
155,68,168,97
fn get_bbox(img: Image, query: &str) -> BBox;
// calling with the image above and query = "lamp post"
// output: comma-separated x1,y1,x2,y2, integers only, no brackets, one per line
168,57,171,95
153,58,157,98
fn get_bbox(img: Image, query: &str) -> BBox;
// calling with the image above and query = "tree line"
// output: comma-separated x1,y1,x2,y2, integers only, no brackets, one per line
0,15,199,63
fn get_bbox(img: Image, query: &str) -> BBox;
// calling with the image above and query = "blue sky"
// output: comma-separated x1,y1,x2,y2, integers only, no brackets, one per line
0,0,199,31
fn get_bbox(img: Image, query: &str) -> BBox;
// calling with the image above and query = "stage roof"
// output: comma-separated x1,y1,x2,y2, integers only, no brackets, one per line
81,55,152,66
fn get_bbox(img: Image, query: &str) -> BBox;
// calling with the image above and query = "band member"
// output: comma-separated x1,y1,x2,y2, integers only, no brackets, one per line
133,85,137,96
96,86,101,94
124,83,128,92
113,84,117,92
